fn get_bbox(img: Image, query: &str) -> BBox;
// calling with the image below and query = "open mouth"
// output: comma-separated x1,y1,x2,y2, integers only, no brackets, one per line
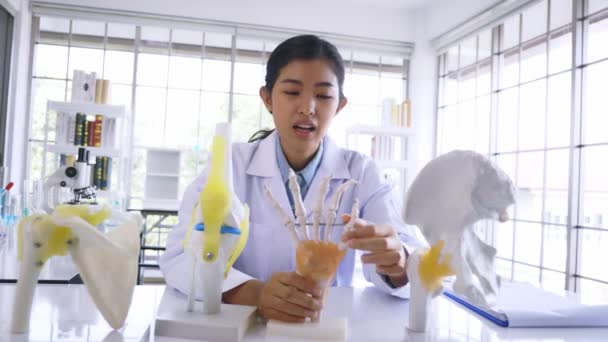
293,123,316,131
293,123,317,135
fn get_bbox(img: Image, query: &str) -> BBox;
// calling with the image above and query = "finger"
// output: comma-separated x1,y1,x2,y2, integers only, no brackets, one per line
271,294,318,318
360,251,401,266
341,222,394,240
348,237,402,252
261,307,307,323
275,284,323,311
278,273,323,297
377,264,407,277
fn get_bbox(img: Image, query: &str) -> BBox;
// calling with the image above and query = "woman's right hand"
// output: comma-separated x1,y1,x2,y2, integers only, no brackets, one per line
257,272,323,322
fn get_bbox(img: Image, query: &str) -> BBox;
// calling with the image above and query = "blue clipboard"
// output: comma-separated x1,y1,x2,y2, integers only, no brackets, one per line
443,290,509,327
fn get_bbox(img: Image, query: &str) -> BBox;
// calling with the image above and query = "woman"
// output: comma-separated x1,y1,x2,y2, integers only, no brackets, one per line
160,34,418,323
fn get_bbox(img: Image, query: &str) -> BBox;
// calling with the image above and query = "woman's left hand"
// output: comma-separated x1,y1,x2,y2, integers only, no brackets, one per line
341,214,408,287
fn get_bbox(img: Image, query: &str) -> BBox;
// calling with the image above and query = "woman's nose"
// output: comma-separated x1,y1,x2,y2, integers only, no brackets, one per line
297,95,316,116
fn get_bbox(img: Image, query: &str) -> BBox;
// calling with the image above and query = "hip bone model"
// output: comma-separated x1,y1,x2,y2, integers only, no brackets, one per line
404,150,515,332
11,204,142,333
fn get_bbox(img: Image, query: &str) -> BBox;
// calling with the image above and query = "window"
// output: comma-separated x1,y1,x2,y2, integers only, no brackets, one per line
29,16,408,208
27,14,409,283
331,51,407,148
0,5,12,169
437,0,608,300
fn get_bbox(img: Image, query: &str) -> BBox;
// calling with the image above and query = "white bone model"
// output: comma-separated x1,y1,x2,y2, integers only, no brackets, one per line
404,150,515,331
182,123,250,314
265,173,358,246
11,205,142,333
265,172,358,323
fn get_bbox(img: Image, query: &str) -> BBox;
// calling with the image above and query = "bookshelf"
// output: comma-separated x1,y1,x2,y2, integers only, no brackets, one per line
47,101,124,118
345,123,413,219
346,124,414,137
43,100,129,208
142,148,181,211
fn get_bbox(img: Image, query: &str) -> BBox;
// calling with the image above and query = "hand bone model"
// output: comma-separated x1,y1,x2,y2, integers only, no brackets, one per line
265,172,358,321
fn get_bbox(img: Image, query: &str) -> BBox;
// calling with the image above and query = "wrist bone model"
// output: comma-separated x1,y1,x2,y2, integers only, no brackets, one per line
404,150,515,331
182,123,250,314
265,173,358,321
11,204,142,333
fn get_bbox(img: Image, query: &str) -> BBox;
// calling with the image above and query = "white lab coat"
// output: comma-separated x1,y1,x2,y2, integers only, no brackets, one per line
160,131,418,299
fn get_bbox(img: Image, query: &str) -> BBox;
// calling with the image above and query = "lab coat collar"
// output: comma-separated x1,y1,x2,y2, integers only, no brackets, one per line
247,130,351,222
246,130,350,181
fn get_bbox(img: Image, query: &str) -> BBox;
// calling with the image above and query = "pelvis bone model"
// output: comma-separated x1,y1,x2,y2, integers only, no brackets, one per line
182,123,250,314
11,205,142,333
265,170,359,320
404,150,515,331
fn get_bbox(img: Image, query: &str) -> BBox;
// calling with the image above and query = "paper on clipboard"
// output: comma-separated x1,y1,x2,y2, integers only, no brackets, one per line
443,281,608,327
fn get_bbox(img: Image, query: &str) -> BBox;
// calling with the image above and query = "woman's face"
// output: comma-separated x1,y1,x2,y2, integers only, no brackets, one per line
260,59,347,158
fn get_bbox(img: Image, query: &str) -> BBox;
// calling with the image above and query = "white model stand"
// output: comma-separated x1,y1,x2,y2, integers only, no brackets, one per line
267,317,347,341
154,287,256,342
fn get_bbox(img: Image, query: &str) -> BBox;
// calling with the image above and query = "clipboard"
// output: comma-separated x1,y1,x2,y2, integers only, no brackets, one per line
442,281,608,328
442,289,509,327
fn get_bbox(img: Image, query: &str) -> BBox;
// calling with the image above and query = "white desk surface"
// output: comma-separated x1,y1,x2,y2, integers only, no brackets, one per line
1,283,607,342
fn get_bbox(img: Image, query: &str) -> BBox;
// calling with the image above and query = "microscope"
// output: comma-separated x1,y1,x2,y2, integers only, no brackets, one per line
43,147,97,212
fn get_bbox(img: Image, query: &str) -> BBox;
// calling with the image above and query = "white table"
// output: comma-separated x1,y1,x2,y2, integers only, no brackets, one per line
1,284,607,341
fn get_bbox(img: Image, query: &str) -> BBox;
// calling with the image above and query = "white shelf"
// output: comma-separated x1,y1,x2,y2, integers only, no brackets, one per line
146,149,181,175
48,101,125,118
376,160,411,169
142,199,180,211
346,125,413,137
147,172,180,178
47,144,121,157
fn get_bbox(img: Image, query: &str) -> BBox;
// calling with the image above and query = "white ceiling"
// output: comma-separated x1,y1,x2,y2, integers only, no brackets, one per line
344,0,432,9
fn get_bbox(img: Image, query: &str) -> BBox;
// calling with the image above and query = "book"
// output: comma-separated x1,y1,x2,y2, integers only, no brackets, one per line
71,70,97,103
94,115,103,147
106,157,112,190
100,156,112,190
74,113,84,146
102,118,116,149
83,120,89,147
94,156,103,189
87,120,96,147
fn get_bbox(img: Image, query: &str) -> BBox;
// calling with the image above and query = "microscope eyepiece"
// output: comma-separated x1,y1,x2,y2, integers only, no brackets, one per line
65,167,78,178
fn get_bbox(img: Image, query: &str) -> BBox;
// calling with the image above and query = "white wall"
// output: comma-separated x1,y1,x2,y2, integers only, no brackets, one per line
425,0,502,39
407,0,502,175
3,0,31,192
41,0,417,42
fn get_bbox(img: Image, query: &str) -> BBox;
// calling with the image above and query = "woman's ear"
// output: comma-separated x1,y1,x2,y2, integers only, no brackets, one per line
335,97,348,117
259,86,273,114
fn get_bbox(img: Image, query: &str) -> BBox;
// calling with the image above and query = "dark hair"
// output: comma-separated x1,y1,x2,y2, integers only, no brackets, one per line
248,35,346,143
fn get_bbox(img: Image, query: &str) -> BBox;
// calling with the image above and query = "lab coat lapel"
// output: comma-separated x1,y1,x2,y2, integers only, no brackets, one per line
246,131,295,222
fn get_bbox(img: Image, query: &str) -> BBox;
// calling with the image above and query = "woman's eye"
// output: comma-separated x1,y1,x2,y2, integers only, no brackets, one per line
283,91,299,96
317,94,333,100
